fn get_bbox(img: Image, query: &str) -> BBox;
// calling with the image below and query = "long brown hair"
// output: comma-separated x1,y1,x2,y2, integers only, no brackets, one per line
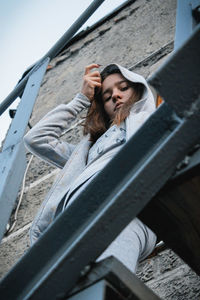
83,64,144,143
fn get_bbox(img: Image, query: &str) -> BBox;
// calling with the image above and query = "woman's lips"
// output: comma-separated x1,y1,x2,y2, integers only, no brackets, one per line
115,103,123,110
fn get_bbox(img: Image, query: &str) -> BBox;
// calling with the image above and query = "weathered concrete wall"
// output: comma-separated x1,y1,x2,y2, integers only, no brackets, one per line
137,249,200,299
1,0,200,298
29,0,176,124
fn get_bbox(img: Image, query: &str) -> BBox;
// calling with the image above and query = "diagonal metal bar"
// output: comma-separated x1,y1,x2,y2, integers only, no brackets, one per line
1,106,200,300
0,0,106,115
0,58,49,242
2,58,49,151
0,25,200,298
68,256,161,300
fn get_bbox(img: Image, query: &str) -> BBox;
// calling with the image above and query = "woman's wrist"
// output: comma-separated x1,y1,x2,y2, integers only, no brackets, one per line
77,92,90,101
74,93,91,108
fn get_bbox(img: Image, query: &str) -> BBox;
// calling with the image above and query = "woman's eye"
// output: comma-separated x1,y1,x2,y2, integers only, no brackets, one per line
104,96,111,102
120,86,128,91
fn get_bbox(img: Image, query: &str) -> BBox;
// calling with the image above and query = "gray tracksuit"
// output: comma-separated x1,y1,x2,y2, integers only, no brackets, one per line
24,64,157,272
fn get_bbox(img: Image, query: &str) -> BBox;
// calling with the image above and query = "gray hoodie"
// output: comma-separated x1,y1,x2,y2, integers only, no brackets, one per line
24,64,156,245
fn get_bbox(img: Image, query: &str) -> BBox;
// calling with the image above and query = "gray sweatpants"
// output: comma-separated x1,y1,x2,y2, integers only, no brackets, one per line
97,218,157,273
66,176,157,273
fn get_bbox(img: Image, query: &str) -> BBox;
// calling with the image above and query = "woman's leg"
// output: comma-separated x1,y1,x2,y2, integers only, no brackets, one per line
97,218,157,273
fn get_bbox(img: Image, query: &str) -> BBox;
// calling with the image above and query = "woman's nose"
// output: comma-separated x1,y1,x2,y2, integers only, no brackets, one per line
112,89,121,102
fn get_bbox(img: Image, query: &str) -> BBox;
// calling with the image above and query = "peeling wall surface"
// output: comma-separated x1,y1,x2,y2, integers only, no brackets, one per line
1,0,200,298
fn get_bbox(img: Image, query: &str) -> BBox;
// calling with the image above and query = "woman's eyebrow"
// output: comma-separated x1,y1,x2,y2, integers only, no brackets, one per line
102,80,127,96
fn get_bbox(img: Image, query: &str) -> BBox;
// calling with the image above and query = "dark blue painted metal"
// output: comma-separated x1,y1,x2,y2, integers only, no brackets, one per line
175,0,200,50
2,58,49,151
68,281,105,300
0,58,49,242
68,256,160,300
0,142,26,240
175,0,193,50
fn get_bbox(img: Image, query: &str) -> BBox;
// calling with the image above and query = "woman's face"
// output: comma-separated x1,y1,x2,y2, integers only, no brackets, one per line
101,73,136,120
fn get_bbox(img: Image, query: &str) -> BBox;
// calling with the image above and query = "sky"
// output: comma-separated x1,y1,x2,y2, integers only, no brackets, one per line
0,0,126,146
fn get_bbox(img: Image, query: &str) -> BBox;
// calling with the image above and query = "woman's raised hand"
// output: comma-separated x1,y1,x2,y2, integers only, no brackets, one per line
81,64,101,101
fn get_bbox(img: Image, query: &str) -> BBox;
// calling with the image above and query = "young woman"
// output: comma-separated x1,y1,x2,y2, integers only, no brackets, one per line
24,63,157,272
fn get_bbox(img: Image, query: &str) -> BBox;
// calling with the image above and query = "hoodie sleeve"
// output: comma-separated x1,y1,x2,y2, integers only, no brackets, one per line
24,93,90,169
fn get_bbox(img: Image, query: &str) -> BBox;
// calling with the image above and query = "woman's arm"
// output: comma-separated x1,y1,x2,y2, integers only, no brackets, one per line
24,64,101,168
24,93,90,168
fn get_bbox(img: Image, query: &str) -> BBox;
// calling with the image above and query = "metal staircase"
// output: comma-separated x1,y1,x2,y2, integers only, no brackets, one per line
0,0,200,299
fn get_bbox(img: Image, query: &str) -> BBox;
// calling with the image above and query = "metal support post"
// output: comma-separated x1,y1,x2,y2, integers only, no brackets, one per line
175,0,200,50
161,0,200,179
0,58,49,242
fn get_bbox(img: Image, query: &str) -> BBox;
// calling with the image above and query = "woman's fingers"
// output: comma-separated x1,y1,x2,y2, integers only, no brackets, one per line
89,71,101,78
84,71,101,86
89,80,101,87
81,64,102,101
84,64,101,75
88,76,101,83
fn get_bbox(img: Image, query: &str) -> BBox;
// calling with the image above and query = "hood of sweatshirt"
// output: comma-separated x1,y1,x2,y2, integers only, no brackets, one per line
101,63,156,114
